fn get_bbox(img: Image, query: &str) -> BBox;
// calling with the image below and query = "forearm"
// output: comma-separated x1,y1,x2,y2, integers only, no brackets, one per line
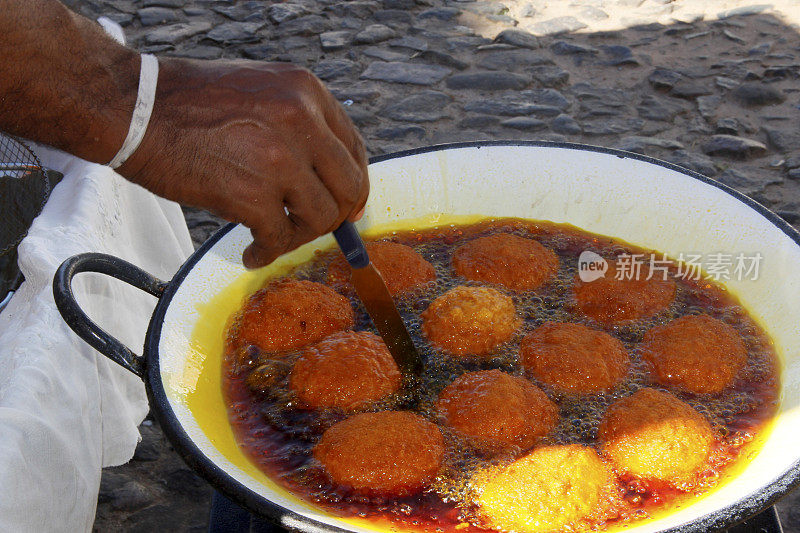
0,0,369,269
0,0,139,163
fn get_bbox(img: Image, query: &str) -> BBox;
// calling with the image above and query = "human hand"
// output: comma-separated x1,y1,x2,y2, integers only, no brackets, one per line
118,58,369,268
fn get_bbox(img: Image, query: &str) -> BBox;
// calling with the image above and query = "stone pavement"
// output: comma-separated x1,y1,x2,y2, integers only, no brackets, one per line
61,0,800,530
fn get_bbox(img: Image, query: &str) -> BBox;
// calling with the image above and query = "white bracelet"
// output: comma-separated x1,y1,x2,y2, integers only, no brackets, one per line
107,54,158,169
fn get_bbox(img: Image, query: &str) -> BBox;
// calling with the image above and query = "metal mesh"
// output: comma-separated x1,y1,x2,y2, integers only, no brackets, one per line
0,134,43,180
0,133,49,255
0,133,53,308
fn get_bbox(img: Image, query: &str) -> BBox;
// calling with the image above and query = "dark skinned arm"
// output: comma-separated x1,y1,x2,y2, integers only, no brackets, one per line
0,0,369,268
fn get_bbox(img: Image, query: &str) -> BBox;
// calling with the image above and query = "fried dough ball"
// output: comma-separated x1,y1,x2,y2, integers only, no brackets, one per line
421,286,520,357
289,331,402,410
438,370,558,452
573,259,676,324
314,411,444,495
452,233,559,291
472,444,621,533
642,314,747,394
520,322,629,393
229,279,353,354
327,241,436,296
598,388,714,485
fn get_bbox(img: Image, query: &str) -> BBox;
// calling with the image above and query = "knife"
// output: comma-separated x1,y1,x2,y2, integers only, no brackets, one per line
332,221,423,374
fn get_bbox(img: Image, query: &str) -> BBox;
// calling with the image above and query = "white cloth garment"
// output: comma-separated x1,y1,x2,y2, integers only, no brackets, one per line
0,146,193,532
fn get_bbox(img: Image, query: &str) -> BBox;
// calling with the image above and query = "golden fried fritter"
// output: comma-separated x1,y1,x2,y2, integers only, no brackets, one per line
289,331,401,410
520,321,629,393
437,370,558,452
422,286,520,357
472,444,621,533
573,259,676,324
642,314,747,394
327,241,436,296
314,411,444,495
598,388,714,485
452,233,559,291
229,279,353,355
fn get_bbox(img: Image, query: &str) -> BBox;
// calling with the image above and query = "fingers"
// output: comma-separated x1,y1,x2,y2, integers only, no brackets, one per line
319,92,370,218
236,66,372,269
309,72,367,164
324,94,369,171
346,134,369,221
242,166,340,269
311,129,367,222
347,188,368,223
242,203,296,269
284,167,340,239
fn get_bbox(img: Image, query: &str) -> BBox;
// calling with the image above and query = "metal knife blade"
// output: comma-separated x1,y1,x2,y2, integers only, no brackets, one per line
350,263,422,374
332,221,423,374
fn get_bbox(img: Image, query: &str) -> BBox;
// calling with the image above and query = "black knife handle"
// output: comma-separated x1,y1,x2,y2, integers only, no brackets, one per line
333,221,370,269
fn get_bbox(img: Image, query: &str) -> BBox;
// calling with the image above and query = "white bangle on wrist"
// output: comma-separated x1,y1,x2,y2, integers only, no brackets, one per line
107,53,158,169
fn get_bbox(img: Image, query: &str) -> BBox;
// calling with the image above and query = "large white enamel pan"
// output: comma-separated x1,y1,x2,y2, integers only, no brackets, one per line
54,142,800,533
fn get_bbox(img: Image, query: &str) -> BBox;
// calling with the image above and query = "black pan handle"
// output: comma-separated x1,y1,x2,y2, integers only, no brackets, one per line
53,253,168,378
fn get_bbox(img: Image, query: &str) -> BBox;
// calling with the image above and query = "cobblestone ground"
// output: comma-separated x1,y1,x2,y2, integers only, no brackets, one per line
63,0,800,530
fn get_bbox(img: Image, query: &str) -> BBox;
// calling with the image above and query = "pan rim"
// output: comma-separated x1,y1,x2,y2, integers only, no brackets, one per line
145,140,800,533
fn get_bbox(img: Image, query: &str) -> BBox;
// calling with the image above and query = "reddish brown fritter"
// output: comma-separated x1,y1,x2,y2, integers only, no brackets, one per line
452,233,559,291
421,286,520,357
573,259,676,324
598,388,714,485
472,444,622,533
327,241,436,296
314,411,444,495
289,331,402,410
437,370,558,452
642,314,747,394
519,322,629,393
229,279,353,354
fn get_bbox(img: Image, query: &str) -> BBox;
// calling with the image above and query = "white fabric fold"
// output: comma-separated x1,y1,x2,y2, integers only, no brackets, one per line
0,146,193,532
